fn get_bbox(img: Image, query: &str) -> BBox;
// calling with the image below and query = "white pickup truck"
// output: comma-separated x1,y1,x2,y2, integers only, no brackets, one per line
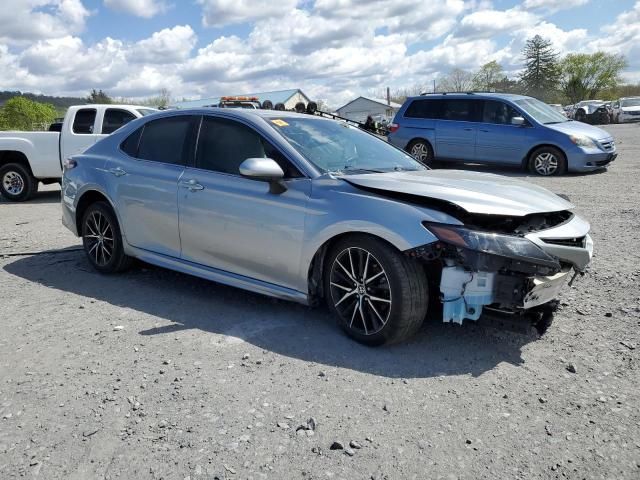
0,104,156,201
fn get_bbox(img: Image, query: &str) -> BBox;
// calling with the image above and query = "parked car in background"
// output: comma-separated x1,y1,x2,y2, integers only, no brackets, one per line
62,109,593,345
612,97,640,123
549,104,567,117
0,104,156,201
387,93,616,176
571,100,610,124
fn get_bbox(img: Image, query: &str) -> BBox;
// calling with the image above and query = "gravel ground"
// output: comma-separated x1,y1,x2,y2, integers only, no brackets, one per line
1,123,639,480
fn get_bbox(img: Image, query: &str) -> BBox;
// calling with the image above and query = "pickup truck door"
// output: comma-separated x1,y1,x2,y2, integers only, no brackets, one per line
60,107,100,161
105,115,198,258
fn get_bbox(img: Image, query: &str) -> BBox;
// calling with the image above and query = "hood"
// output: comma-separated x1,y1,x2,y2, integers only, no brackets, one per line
578,103,605,114
545,120,611,140
342,170,574,217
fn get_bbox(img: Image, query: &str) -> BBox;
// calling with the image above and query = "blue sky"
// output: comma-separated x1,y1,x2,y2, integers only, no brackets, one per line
1,0,639,107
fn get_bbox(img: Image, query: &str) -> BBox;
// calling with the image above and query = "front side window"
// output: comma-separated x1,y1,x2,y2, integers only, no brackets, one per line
482,101,521,125
440,100,479,122
269,117,423,174
136,116,193,165
196,117,301,177
102,109,137,134
72,108,97,134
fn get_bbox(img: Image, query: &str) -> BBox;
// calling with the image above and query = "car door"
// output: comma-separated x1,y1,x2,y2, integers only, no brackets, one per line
105,115,197,258
178,115,311,290
475,100,529,165
60,107,100,160
435,99,480,161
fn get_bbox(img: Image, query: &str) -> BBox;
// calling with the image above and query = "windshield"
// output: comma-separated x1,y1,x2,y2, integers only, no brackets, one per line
136,108,157,116
269,117,424,174
514,97,569,124
621,98,640,107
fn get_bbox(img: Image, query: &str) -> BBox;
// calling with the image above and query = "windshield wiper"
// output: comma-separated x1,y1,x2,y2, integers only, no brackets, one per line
332,167,385,175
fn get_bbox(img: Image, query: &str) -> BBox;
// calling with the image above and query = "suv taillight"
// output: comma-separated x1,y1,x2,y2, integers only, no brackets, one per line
388,123,400,133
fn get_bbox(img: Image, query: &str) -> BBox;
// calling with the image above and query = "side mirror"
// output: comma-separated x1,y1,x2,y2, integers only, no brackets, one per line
511,116,526,126
239,158,286,194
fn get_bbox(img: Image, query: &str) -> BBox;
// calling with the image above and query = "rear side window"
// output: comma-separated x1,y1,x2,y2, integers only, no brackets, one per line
136,116,193,165
482,101,521,125
102,109,137,134
72,109,97,134
404,99,441,119
120,127,143,157
441,100,480,122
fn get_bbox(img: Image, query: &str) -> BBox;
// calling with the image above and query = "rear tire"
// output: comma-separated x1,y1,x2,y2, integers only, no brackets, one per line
325,235,428,346
81,201,132,273
407,139,434,167
0,163,37,202
528,146,567,176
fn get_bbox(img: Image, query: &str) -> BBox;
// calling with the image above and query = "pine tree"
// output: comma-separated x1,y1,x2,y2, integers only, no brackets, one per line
520,35,561,101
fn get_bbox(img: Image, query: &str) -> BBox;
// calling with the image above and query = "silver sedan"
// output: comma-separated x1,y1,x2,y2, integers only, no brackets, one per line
61,109,593,345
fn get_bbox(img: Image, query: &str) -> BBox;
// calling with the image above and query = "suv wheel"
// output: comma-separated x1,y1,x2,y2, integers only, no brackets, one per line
407,139,434,167
528,146,567,176
325,235,428,346
0,163,37,202
81,201,132,273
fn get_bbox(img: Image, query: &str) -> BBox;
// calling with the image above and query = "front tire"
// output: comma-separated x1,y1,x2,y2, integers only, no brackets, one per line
407,139,434,167
0,163,37,202
528,146,567,176
81,201,132,273
325,235,428,346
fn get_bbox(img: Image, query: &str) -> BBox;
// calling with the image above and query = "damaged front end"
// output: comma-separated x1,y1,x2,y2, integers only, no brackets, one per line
406,211,593,332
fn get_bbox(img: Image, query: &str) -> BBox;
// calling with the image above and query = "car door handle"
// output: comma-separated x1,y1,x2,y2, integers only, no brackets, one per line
479,129,490,132
463,127,473,131
109,167,127,177
180,179,204,191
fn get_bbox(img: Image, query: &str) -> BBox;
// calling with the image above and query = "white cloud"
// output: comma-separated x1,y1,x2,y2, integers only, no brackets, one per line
524,0,589,12
128,25,197,63
455,7,539,40
103,0,168,18
196,0,298,27
0,0,90,45
589,1,640,75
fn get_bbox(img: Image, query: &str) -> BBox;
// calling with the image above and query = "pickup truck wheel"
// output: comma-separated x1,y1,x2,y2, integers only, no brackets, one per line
81,201,132,273
0,163,37,202
325,235,428,346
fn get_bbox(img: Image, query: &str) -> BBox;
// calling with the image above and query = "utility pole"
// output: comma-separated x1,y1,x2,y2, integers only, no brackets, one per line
433,79,436,93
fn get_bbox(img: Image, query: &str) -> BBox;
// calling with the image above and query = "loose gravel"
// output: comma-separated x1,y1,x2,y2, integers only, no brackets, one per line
1,123,639,479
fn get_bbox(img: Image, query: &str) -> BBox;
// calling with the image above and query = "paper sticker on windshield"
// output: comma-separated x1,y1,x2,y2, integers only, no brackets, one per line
271,119,289,127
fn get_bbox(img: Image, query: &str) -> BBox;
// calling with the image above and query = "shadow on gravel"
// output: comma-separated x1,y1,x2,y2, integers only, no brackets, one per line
4,249,536,379
0,189,61,204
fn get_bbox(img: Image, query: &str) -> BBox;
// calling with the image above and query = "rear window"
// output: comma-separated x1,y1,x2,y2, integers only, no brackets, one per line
137,116,193,165
404,99,441,119
72,108,97,134
441,100,480,122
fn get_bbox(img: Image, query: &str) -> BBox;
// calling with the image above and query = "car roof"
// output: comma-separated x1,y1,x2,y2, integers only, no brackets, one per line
406,92,530,102
148,107,330,123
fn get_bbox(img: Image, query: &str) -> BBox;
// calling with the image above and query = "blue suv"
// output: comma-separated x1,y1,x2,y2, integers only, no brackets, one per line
388,93,617,176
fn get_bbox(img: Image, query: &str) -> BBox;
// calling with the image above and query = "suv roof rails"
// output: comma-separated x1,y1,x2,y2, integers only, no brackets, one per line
418,91,497,96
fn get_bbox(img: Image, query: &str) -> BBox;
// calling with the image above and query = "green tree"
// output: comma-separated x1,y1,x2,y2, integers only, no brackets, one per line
561,52,627,103
0,96,57,131
473,61,504,91
520,35,561,101
87,89,112,104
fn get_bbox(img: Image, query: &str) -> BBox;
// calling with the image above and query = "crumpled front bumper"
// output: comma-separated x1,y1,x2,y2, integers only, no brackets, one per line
433,214,593,325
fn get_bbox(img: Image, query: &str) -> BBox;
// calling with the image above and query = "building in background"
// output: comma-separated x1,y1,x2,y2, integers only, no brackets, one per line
172,89,311,110
336,96,402,123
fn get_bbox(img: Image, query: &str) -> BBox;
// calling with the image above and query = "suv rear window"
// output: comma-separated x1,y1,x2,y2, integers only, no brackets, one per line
441,100,480,122
404,99,440,119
